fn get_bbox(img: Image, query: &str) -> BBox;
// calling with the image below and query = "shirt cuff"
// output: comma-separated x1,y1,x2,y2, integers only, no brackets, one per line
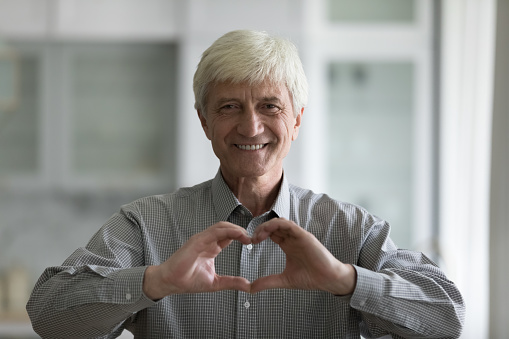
349,265,385,312
110,266,158,313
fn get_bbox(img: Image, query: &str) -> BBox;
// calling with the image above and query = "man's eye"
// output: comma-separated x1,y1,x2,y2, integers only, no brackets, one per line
218,104,239,113
263,104,280,113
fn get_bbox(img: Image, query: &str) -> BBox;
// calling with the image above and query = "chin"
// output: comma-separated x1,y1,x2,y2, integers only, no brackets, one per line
239,166,282,179
226,165,268,178
236,170,267,178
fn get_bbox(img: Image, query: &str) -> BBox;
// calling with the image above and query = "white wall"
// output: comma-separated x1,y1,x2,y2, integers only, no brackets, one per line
489,0,509,336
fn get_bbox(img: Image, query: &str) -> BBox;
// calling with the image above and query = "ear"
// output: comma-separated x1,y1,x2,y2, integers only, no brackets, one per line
291,107,304,141
197,110,211,140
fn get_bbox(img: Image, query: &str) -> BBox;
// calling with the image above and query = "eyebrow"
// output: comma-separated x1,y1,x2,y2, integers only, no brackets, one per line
213,96,283,106
214,98,239,106
258,96,283,103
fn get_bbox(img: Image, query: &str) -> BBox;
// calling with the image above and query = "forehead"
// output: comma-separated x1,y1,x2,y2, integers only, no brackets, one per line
208,80,290,102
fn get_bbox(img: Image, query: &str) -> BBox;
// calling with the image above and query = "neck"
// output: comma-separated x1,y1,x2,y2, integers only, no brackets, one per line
221,170,283,217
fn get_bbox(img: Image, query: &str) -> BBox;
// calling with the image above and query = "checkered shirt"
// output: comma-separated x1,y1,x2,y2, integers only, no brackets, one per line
27,171,465,338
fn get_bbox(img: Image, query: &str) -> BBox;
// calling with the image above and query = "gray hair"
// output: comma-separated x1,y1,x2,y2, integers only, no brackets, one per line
193,30,308,117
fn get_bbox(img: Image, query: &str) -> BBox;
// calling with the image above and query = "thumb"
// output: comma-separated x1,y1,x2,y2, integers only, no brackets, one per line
250,274,286,294
214,275,252,293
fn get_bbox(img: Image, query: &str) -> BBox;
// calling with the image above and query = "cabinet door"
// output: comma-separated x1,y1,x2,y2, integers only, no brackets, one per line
0,47,40,177
327,62,414,248
0,42,178,191
63,43,177,190
302,0,434,252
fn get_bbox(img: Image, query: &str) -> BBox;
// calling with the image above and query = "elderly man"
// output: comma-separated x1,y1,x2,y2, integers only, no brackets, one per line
27,30,465,339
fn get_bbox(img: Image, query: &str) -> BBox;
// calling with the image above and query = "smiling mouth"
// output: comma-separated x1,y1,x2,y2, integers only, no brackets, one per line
235,144,266,151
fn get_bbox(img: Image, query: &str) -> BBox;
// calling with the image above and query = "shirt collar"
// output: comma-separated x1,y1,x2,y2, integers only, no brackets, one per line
211,170,291,221
271,173,290,219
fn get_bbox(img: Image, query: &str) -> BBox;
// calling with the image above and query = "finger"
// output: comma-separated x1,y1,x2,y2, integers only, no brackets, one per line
210,222,252,245
214,275,252,293
212,221,251,241
252,218,302,244
217,229,251,246
217,238,234,249
251,219,282,243
250,274,286,294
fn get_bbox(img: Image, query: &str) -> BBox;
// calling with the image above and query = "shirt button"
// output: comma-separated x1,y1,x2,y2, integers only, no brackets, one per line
246,244,253,250
359,299,366,307
240,209,246,215
126,293,132,301
244,301,250,309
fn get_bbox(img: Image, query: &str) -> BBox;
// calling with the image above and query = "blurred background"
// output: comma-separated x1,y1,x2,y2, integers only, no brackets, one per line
0,0,507,338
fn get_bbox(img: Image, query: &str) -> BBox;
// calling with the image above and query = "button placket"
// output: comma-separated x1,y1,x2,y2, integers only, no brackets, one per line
236,214,271,339
238,219,257,317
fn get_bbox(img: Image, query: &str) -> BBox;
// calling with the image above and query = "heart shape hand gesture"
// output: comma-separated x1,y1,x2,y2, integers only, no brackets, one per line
143,219,356,300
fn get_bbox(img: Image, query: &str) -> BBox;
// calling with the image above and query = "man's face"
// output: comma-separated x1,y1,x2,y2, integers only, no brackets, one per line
198,80,303,182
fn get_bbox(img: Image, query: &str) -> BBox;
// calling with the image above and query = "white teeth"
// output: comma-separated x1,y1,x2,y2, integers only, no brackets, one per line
236,144,265,150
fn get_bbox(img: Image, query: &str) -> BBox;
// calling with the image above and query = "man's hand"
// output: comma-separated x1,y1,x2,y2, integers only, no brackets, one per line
250,218,357,295
143,222,252,300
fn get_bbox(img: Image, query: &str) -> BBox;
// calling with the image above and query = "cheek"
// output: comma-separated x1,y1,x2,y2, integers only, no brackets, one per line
276,127,294,148
283,120,298,141
209,123,233,145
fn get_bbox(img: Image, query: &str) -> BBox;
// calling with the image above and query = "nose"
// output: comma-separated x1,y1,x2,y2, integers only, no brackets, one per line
237,107,264,137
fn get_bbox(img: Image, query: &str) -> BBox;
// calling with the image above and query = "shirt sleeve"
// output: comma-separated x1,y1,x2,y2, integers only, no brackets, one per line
26,203,157,338
350,218,465,339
